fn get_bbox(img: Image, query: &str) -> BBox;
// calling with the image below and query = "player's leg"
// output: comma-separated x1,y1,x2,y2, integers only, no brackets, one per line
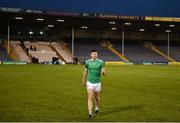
94,83,101,114
87,82,94,118
87,89,94,118
94,91,100,114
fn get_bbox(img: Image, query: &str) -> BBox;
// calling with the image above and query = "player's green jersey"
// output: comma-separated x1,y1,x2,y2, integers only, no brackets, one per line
85,59,105,83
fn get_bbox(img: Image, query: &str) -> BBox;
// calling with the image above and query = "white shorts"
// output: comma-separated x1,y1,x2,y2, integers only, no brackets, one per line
86,81,101,92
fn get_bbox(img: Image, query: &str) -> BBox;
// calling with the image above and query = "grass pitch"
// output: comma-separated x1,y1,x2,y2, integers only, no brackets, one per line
0,65,180,122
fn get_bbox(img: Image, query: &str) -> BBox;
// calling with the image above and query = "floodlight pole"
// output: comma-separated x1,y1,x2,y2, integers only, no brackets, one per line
7,23,10,54
122,30,125,56
167,32,170,57
72,26,74,55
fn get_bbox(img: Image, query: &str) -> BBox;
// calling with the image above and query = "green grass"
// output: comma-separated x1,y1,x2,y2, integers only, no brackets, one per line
0,65,180,122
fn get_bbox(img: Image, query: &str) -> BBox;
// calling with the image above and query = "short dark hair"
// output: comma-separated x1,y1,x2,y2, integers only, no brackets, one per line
91,49,98,53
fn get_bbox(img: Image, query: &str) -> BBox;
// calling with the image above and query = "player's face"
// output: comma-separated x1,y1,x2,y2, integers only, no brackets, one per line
91,52,98,59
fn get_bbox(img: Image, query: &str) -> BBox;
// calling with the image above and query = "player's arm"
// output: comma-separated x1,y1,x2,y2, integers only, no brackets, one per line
82,68,88,87
101,61,106,76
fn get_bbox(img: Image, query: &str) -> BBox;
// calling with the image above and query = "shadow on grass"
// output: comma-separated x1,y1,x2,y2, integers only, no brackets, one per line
65,105,145,122
100,105,145,116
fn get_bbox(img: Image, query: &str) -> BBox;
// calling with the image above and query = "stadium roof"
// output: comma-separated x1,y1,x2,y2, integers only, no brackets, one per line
0,7,180,33
1,0,180,17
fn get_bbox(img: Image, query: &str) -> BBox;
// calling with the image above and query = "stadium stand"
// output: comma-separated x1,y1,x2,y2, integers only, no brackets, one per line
0,7,180,65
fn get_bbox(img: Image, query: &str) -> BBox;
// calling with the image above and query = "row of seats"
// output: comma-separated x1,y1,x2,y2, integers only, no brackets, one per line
111,40,168,63
24,41,58,63
66,38,180,63
10,41,31,62
151,41,180,61
5,40,180,63
0,45,11,61
51,42,74,63
66,38,123,63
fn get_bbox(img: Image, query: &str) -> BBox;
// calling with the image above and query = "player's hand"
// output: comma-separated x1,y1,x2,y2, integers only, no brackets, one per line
102,72,106,76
